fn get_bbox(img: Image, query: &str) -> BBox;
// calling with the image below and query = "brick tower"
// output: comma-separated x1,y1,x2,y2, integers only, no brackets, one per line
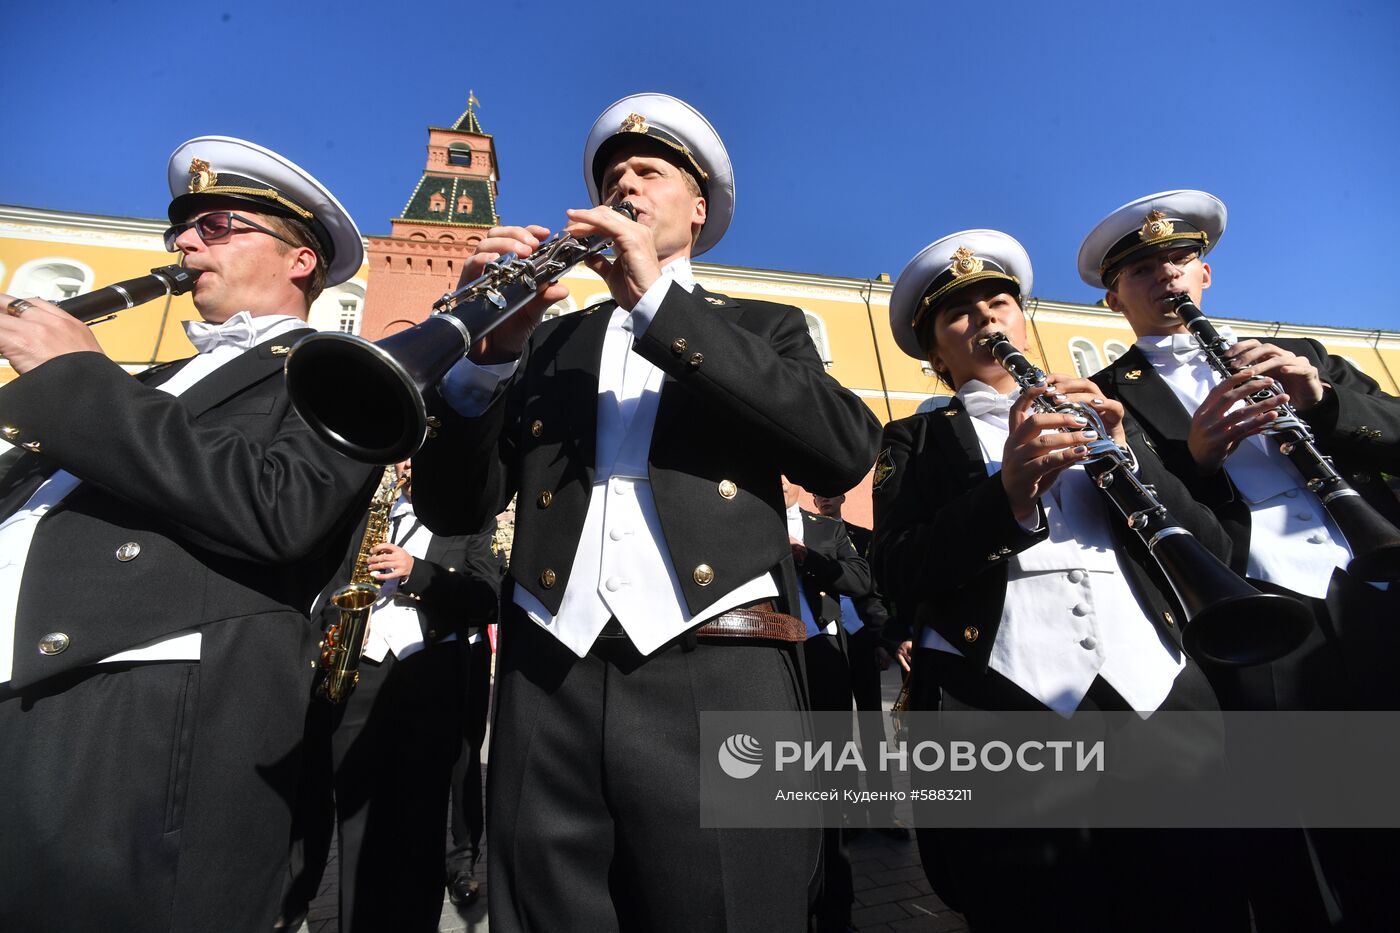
361,92,500,339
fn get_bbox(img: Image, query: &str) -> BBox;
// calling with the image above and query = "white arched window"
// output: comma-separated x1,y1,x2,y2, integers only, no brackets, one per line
804,311,833,369
1069,338,1102,377
1104,340,1130,363
543,298,577,320
9,258,94,301
309,279,367,334
580,292,612,311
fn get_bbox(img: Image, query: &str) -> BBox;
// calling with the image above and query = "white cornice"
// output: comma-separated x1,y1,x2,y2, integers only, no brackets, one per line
2,204,1397,345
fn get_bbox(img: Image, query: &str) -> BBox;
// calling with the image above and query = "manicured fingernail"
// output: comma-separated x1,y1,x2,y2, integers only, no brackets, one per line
1073,415,1089,424
1092,398,1103,405
1074,446,1088,454
1082,431,1099,439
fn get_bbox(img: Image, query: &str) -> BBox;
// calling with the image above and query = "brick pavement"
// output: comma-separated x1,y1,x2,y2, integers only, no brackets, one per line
294,663,967,932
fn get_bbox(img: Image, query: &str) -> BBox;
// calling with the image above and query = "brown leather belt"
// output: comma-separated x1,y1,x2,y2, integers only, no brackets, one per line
694,601,807,643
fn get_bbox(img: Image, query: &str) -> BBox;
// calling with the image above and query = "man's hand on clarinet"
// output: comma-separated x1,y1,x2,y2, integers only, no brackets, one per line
0,293,102,375
565,204,662,312
463,225,569,365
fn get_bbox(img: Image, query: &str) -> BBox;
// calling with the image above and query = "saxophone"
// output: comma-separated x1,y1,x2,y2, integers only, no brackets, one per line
315,466,405,702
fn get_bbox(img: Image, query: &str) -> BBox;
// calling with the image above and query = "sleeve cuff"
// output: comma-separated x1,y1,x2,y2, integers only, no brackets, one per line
627,270,677,339
440,358,517,416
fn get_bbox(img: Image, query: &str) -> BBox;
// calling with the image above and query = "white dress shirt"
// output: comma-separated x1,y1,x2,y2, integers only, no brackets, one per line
441,259,778,657
1135,332,1351,599
0,312,308,684
920,380,1185,715
360,495,463,663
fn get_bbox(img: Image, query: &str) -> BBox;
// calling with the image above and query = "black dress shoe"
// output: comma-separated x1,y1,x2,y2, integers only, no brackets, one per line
448,869,480,907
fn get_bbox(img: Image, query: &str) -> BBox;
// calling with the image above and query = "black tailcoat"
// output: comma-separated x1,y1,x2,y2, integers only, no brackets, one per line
412,283,883,932
0,335,377,932
870,400,1230,680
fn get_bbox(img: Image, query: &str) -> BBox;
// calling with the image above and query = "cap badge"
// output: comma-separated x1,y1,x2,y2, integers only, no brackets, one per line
187,158,218,194
619,113,650,135
1124,369,1143,381
1139,210,1175,242
950,246,984,278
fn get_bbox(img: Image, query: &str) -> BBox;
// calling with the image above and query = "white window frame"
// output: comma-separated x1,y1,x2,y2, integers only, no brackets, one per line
1068,338,1102,377
8,257,95,302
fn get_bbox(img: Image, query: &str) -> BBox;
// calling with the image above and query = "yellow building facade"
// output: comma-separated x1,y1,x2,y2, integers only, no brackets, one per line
5,202,1399,523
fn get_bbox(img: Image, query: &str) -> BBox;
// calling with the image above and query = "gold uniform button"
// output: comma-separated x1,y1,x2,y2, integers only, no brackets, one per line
115,542,142,562
38,632,70,656
671,337,688,355
531,420,544,437
540,569,557,588
427,629,438,639
425,415,442,439
693,564,715,586
718,479,737,499
688,352,704,369
1162,611,1176,628
963,626,979,644
537,490,553,509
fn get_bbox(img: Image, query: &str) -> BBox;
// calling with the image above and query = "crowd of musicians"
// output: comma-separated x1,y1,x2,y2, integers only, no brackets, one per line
1,92,1397,933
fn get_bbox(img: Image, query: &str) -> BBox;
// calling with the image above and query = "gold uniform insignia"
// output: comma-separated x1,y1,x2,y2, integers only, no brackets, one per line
703,296,725,306
1139,209,1175,242
872,448,896,491
950,245,984,278
619,113,649,134
1123,369,1143,381
269,345,291,356
187,158,218,193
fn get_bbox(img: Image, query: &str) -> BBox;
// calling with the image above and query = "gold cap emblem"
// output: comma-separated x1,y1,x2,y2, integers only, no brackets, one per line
1139,209,1175,242
187,158,218,194
619,113,649,134
950,246,984,278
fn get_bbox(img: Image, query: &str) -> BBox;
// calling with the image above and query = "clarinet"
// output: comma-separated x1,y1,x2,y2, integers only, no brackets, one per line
978,332,1312,666
56,264,202,324
285,202,637,464
1168,293,1400,582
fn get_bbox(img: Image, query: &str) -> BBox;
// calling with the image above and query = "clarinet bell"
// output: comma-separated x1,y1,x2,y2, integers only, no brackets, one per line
286,315,469,464
1151,530,1314,666
1327,491,1400,583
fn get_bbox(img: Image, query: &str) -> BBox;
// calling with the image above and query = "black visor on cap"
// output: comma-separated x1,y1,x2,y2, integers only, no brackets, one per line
591,133,708,200
1101,225,1207,286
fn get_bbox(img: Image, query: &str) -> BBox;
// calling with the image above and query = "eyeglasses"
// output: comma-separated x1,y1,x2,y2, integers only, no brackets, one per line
1118,248,1201,284
163,211,294,252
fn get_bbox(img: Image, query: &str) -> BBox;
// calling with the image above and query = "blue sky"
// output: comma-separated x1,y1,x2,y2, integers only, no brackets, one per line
6,0,1398,331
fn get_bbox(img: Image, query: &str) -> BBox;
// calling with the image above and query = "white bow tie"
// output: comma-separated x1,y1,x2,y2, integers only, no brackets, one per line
183,311,261,355
1150,325,1236,363
960,390,1018,421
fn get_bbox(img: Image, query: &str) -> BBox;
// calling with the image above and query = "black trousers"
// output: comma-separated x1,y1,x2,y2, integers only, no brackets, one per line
1,626,310,932
910,648,1250,933
847,626,898,814
447,634,493,875
487,610,820,933
284,643,467,933
1204,570,1400,932
802,633,856,933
